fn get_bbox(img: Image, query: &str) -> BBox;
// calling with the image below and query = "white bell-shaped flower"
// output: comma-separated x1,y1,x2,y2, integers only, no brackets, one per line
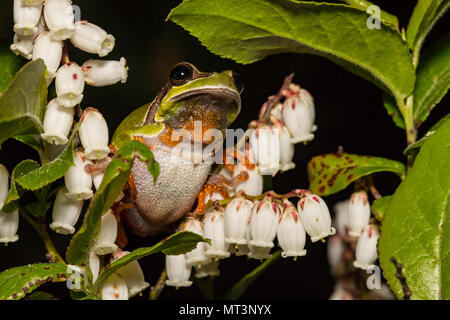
334,200,349,236
232,164,263,196
282,87,316,144
111,250,150,298
348,191,371,237
10,33,34,59
71,21,115,57
165,254,192,288
89,251,100,283
49,187,83,235
64,151,93,200
327,235,345,275
13,0,42,36
22,0,44,5
0,164,9,205
298,194,336,242
224,196,253,246
43,0,75,40
278,125,295,172
202,208,230,259
41,99,74,145
249,125,280,175
246,226,271,260
92,170,124,203
33,31,63,80
55,62,85,108
248,196,280,249
277,200,306,258
78,108,110,160
93,210,118,255
194,260,220,278
354,224,380,270
101,272,129,300
0,208,19,244
180,217,211,267
82,57,128,87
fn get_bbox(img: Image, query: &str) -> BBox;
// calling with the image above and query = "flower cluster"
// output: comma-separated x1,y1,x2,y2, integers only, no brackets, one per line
165,192,336,288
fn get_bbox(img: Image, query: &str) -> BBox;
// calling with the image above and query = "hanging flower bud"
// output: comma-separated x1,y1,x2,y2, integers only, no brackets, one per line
194,260,220,278
277,200,307,258
224,196,253,246
0,208,19,244
101,272,129,300
13,0,42,36
41,99,74,145
202,208,230,259
55,62,85,108
334,200,349,236
22,0,44,5
111,250,150,298
278,126,295,172
282,86,316,144
247,196,280,249
232,164,263,196
64,151,93,200
180,217,211,267
89,251,100,283
10,33,34,59
43,0,75,40
93,210,118,255
348,191,371,237
78,108,110,160
71,21,115,57
165,254,192,288
298,194,336,242
0,164,9,205
33,31,63,80
82,58,128,87
49,188,83,235
354,224,380,270
327,235,345,275
249,125,280,175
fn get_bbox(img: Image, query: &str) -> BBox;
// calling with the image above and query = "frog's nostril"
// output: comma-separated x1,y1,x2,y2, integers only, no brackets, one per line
232,72,244,94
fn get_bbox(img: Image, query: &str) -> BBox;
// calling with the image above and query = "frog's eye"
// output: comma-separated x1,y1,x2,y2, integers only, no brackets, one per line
232,72,244,94
169,64,193,86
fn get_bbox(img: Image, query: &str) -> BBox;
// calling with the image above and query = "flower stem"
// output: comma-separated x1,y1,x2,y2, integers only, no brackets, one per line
397,95,417,170
149,268,167,300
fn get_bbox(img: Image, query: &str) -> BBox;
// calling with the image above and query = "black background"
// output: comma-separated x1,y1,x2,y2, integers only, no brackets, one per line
0,0,448,300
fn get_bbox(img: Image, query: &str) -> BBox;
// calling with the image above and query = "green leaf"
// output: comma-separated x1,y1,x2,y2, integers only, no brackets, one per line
338,0,399,30
379,116,450,299
92,231,207,294
406,0,450,63
0,263,68,300
168,0,415,101
371,195,392,222
25,291,59,300
413,33,450,126
223,250,281,300
15,123,80,191
307,153,406,196
14,135,42,152
66,140,159,265
24,185,56,218
383,93,405,129
0,43,25,93
0,59,47,148
1,160,40,213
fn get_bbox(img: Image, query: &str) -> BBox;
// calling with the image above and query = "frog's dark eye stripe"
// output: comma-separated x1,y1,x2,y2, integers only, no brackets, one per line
169,64,193,86
232,72,244,94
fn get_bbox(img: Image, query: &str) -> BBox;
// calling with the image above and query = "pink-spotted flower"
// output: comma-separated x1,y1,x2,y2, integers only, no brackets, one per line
277,199,307,258
71,21,115,57
82,58,128,87
354,224,380,270
249,125,280,176
298,194,335,242
41,99,74,145
247,196,280,250
55,62,85,108
202,208,230,260
224,195,253,247
101,272,129,300
348,191,371,237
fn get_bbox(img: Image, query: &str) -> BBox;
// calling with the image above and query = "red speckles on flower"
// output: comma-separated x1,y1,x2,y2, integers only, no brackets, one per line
73,73,78,80
312,196,320,203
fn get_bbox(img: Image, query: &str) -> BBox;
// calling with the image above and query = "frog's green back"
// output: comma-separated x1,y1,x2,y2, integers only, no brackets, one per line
111,103,150,148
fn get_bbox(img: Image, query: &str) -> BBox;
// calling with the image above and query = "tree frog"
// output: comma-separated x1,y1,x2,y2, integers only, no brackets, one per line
111,62,244,238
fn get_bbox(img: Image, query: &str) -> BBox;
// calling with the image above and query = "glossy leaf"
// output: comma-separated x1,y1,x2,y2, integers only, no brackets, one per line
223,250,281,300
168,0,415,101
413,33,450,126
383,93,405,129
308,153,406,196
0,59,47,148
92,231,208,293
66,140,159,265
0,263,68,300
15,124,80,191
379,116,450,299
1,160,40,213
14,135,42,152
371,195,392,222
0,43,25,93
